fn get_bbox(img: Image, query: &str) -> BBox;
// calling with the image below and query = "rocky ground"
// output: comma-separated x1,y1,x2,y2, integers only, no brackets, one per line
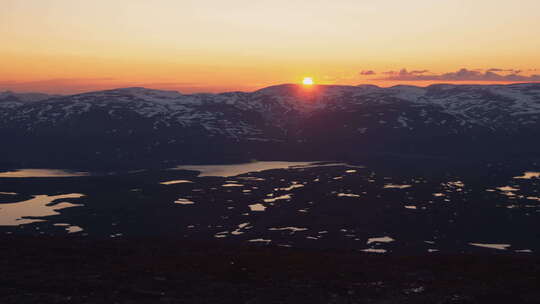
1,236,539,304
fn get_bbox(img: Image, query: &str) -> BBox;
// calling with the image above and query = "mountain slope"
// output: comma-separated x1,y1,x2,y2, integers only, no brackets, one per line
1,84,540,169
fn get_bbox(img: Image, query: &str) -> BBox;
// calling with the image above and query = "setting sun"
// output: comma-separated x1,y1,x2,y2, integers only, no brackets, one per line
302,77,314,85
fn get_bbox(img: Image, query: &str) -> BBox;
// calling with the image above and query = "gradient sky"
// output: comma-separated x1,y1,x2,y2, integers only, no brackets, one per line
1,0,540,94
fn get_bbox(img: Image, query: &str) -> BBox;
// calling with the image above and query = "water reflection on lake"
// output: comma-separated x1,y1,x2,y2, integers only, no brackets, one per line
175,198,195,205
469,243,511,250
337,193,360,198
367,236,395,244
0,193,85,225
361,248,387,253
0,169,89,178
172,161,348,177
160,180,193,185
269,227,308,233
513,172,540,179
384,184,412,189
1,161,538,253
263,194,291,203
53,223,84,233
248,204,266,212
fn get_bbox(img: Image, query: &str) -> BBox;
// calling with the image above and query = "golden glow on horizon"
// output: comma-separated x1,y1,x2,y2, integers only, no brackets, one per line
302,77,314,85
1,0,540,94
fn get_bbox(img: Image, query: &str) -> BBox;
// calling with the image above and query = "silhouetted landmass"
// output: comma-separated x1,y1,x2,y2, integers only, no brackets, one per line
1,236,539,303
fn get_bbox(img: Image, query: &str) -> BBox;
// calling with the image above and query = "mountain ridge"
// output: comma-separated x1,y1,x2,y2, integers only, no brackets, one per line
1,83,540,169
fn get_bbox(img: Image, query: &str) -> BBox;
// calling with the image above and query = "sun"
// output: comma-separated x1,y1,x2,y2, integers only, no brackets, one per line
302,77,314,85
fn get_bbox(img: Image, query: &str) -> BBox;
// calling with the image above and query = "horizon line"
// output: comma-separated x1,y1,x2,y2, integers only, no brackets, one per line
2,81,540,96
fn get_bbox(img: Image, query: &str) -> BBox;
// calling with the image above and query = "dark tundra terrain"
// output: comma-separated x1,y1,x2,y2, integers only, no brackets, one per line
1,160,539,253
2,236,540,304
1,83,540,303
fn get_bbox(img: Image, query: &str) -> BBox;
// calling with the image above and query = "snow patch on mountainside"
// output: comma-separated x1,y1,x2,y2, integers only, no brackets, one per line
2,83,540,140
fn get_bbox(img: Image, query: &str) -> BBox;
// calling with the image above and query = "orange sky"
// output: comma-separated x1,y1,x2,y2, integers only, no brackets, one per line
1,0,540,94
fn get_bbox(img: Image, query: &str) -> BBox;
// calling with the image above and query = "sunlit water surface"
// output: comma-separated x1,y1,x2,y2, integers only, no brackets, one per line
0,193,84,226
1,163,538,254
172,161,352,177
0,169,88,178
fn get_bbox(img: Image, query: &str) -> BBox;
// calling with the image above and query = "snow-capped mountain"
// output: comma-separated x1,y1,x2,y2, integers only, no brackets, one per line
1,83,540,169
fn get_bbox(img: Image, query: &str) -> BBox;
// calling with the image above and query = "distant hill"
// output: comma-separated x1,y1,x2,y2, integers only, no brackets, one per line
0,91,60,103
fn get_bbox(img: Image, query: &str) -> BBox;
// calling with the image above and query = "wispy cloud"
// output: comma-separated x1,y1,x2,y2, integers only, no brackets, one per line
374,68,540,82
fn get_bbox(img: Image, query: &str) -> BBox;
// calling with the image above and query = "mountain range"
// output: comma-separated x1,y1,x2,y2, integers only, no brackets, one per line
1,83,540,169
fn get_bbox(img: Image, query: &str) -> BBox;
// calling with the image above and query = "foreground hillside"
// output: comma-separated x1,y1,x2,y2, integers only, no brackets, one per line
1,83,540,169
1,236,539,304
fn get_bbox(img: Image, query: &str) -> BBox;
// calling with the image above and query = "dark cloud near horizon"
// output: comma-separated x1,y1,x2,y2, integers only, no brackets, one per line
487,68,522,74
359,70,376,75
378,68,540,82
380,69,428,76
